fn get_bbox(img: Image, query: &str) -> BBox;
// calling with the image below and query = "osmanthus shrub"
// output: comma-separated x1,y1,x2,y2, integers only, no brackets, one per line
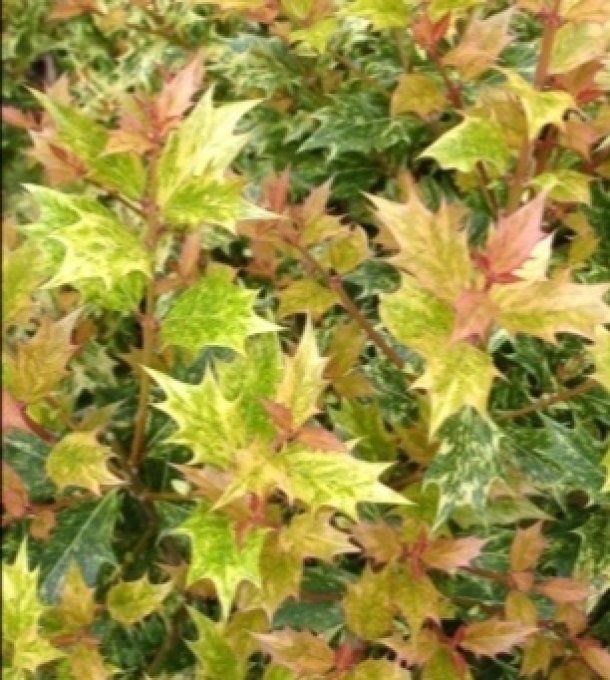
2,0,610,678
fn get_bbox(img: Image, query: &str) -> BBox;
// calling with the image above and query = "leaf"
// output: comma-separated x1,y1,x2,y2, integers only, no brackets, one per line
536,578,588,603
507,418,606,500
59,643,116,680
25,186,150,311
276,444,410,520
421,116,511,174
188,608,245,680
549,21,610,75
428,0,483,20
2,462,29,520
155,87,268,231
530,169,591,204
6,312,78,403
2,241,49,328
393,564,444,635
107,574,172,625
369,193,475,302
275,319,328,427
490,273,610,342
510,521,547,572
443,8,514,79
155,52,205,124
344,659,412,680
45,431,122,495
413,342,496,435
340,0,412,30
277,278,339,319
424,409,503,527
255,629,335,677
289,18,339,54
579,643,610,679
479,192,548,280
421,536,486,573
173,502,268,618
391,73,446,118
459,619,537,657
279,510,358,562
147,368,244,468
2,431,55,500
54,562,96,632
379,275,454,355
161,267,278,355
504,70,575,140
217,334,283,441
2,542,64,673
39,491,120,601
422,647,468,680
343,565,394,639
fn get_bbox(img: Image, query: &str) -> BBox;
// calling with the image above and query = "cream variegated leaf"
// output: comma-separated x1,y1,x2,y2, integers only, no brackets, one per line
155,88,273,231
369,195,475,302
490,274,610,342
590,326,610,392
46,431,123,495
147,368,245,468
161,267,279,355
174,503,268,619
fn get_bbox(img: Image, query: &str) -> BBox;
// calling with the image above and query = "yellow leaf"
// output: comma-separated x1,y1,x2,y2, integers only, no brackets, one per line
391,73,446,118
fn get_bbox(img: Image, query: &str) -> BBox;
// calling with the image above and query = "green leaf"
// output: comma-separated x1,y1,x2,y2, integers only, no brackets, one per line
174,503,268,619
2,432,54,501
161,267,278,355
46,431,122,495
276,444,410,520
107,575,172,626
155,88,269,231
428,0,483,20
490,274,610,342
88,152,146,201
147,367,245,468
421,116,511,174
275,319,328,427
331,399,396,462
414,342,496,435
424,409,503,527
507,418,606,500
188,608,246,680
217,334,283,441
530,169,591,204
591,326,610,392
2,242,49,328
343,565,394,639
423,647,472,680
345,659,411,680
3,542,47,644
391,73,446,118
504,70,575,141
379,275,454,355
277,278,339,319
31,92,107,161
3,542,65,673
25,186,150,311
40,491,120,601
289,18,339,54
340,0,413,29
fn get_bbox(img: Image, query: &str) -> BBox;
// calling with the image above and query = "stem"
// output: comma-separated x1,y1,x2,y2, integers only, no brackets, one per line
429,53,499,218
497,378,597,420
128,142,163,471
287,238,406,371
507,1,561,212
393,29,410,71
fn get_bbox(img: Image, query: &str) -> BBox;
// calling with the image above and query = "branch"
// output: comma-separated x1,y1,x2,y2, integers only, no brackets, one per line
496,378,597,420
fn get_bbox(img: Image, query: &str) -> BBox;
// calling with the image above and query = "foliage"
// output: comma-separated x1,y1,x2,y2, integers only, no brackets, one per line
2,0,610,678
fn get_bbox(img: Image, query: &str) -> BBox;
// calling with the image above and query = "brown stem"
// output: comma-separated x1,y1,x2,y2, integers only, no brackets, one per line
286,237,406,372
507,2,561,213
496,378,597,421
128,143,163,471
429,53,499,218
393,29,410,71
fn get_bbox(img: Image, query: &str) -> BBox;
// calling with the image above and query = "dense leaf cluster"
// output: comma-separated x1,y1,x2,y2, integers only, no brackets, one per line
2,0,610,678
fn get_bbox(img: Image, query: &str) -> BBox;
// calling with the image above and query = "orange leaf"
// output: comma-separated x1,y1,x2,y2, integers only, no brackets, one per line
459,619,536,657
536,578,589,604
421,536,486,573
509,521,547,572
